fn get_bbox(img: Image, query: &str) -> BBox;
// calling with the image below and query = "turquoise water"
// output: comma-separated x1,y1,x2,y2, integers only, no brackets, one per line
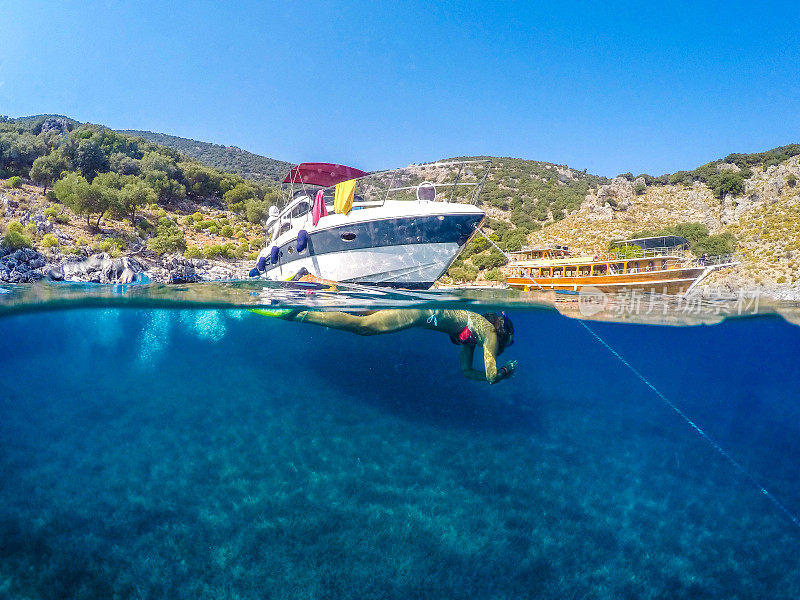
1,284,800,599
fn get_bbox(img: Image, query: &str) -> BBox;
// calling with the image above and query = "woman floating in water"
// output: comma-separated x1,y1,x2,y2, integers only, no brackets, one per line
256,307,517,384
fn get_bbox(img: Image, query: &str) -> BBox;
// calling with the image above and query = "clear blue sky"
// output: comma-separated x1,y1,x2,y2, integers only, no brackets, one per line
1,1,798,176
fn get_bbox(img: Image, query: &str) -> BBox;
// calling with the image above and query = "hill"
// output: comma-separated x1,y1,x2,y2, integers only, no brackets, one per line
119,130,291,183
2,113,800,294
0,114,285,283
509,149,800,296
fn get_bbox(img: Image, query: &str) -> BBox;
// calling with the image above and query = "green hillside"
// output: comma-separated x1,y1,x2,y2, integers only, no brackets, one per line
1,114,282,261
120,130,291,183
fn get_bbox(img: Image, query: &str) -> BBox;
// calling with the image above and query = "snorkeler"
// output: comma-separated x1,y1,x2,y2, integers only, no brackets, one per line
258,307,518,384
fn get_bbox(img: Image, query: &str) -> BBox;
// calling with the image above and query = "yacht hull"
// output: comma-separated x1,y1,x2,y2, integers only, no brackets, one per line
264,241,466,288
258,206,484,289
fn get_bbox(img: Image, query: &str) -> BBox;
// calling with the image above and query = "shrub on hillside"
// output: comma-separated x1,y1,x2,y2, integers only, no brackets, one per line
448,265,478,282
472,251,507,270
692,233,736,256
202,243,237,259
2,230,33,249
135,217,153,239
485,268,504,281
184,246,203,259
6,221,24,234
99,237,125,253
8,176,22,188
707,170,748,198
146,217,186,254
40,233,58,248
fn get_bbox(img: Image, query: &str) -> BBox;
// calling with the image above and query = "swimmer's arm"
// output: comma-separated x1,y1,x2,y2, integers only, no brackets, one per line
459,345,486,381
459,344,516,384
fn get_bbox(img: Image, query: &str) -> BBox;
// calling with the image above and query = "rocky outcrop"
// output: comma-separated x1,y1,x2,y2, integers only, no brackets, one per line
0,247,48,283
39,117,72,135
584,176,636,221
163,256,199,284
48,253,144,284
141,256,250,283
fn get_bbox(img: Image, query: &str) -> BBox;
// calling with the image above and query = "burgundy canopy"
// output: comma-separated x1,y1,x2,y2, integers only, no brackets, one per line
282,163,369,187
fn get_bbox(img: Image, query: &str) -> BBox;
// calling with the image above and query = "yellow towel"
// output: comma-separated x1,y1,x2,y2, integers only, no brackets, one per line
334,179,356,215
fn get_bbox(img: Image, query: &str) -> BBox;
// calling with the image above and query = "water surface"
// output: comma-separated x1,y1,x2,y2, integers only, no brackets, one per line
1,283,799,599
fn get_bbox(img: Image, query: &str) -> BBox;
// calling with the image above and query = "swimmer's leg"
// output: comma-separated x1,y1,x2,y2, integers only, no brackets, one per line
292,309,424,335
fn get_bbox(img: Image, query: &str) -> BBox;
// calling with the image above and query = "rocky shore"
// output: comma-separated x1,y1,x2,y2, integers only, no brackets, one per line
0,246,251,285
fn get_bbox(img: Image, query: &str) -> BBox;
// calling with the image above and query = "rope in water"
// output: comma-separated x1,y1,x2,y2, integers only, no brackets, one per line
577,319,800,530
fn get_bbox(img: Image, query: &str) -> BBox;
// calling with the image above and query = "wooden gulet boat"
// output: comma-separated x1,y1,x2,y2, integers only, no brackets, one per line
504,236,737,295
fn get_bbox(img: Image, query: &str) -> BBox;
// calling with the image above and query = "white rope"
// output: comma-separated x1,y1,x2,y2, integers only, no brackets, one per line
475,229,512,260
577,319,800,530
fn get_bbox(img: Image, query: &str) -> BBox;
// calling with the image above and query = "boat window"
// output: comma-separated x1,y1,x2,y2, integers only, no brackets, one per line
279,222,292,235
290,201,310,219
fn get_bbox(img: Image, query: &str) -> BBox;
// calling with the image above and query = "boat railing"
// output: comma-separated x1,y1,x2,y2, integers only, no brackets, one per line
604,247,742,266
689,253,741,267
283,159,493,210
605,246,689,261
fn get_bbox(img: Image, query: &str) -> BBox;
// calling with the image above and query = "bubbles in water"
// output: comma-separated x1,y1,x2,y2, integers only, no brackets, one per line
188,310,227,342
138,311,171,366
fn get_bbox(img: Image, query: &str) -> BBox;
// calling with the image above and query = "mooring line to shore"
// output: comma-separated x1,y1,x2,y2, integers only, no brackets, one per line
577,319,800,531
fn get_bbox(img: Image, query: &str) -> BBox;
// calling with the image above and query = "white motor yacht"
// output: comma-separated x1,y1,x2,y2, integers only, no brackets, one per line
252,160,490,289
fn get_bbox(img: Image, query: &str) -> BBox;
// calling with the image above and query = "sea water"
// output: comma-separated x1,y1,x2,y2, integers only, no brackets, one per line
1,283,799,599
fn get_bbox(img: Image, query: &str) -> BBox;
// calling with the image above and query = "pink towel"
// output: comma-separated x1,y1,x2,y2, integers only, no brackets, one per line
312,189,328,226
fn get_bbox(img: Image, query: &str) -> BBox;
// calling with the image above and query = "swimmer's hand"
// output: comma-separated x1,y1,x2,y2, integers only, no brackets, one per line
498,360,519,381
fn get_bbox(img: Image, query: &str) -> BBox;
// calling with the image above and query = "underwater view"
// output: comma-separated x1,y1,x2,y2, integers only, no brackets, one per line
1,283,799,599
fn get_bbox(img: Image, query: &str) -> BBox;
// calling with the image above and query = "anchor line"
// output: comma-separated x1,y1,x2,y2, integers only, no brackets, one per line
577,319,800,530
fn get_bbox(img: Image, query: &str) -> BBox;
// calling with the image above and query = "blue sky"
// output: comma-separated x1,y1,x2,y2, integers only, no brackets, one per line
1,1,798,176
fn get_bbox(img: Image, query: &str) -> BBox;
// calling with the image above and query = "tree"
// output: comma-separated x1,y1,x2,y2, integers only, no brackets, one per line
74,139,109,181
109,152,141,175
118,180,156,223
222,182,256,212
244,187,279,224
0,132,45,176
245,197,268,223
140,151,180,180
180,161,223,197
53,172,115,229
707,171,745,198
692,233,736,256
669,222,709,245
144,170,186,203
29,152,68,193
